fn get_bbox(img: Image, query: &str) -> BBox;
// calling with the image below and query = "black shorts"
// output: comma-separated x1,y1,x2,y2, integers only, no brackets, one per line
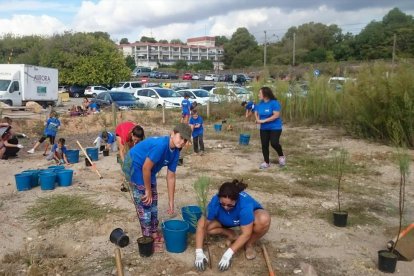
39,135,55,144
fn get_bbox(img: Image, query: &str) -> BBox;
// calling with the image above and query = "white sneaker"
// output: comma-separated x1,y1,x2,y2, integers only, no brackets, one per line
279,156,286,167
259,162,270,169
27,148,35,154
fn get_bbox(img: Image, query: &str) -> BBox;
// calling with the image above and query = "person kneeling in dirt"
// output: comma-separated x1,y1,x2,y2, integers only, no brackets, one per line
194,179,271,271
45,138,70,165
115,121,145,162
0,117,26,159
94,130,117,152
122,123,191,244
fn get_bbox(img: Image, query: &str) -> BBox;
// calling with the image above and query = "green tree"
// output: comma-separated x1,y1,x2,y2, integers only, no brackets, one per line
140,36,157,43
120,38,129,44
170,39,184,44
125,55,136,70
223,27,258,68
192,60,214,71
174,60,188,70
215,35,229,46
159,39,168,44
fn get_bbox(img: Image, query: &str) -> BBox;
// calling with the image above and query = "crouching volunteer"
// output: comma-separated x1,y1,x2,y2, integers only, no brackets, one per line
115,121,145,162
123,123,192,241
194,179,271,271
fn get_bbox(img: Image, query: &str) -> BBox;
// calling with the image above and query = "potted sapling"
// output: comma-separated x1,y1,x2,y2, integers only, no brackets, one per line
378,149,410,273
333,148,348,227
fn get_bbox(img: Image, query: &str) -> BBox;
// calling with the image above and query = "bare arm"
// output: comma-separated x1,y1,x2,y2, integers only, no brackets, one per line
117,136,126,161
229,223,253,253
258,111,279,123
195,217,210,249
142,157,154,205
166,169,176,214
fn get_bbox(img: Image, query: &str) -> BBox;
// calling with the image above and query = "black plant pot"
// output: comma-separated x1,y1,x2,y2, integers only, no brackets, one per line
178,157,183,166
378,250,398,273
103,149,109,157
100,145,105,151
85,157,92,167
109,228,130,248
137,236,154,257
333,211,348,227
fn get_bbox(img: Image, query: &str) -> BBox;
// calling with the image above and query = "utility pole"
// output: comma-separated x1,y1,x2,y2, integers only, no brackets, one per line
292,32,296,66
392,33,396,73
264,30,267,68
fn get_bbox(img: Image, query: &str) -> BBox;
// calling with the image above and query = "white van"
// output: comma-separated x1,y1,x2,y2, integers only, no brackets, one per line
132,67,151,78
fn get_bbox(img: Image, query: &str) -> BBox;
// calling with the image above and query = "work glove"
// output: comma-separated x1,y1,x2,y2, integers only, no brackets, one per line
21,133,27,138
195,248,208,271
218,248,234,271
17,144,24,149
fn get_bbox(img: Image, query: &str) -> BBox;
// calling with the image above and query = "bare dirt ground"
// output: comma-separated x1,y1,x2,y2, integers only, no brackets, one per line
1,109,414,276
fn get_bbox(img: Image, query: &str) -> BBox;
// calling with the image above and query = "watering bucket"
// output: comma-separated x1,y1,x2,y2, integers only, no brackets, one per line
162,220,189,253
181,206,202,233
57,170,74,187
66,150,80,163
239,134,251,145
22,170,40,188
15,173,31,191
86,147,99,161
214,124,222,132
39,172,56,190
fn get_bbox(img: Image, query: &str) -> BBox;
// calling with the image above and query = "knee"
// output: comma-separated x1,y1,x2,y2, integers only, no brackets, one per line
255,211,271,230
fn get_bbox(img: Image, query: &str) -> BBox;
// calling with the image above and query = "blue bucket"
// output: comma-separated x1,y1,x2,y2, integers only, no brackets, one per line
162,220,189,253
181,206,202,233
66,150,80,163
39,172,56,190
48,165,65,171
86,147,99,161
57,170,73,187
214,124,222,132
22,170,40,187
15,173,31,191
239,134,251,145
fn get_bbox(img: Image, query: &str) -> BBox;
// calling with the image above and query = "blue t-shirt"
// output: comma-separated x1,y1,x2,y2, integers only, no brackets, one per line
245,101,255,112
100,131,115,144
255,99,282,130
181,99,191,115
89,102,99,111
44,117,61,136
189,116,204,138
127,136,180,185
206,192,262,227
51,144,67,154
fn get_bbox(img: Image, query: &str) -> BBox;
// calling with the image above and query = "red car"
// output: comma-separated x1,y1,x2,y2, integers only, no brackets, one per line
182,73,192,80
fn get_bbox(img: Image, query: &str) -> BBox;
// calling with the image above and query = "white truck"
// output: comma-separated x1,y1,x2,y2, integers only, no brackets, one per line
0,64,58,107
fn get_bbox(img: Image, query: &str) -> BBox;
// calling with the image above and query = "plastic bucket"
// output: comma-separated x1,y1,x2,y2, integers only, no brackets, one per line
137,236,154,257
22,170,40,188
109,228,129,248
86,147,99,161
378,250,398,273
66,150,80,163
214,124,222,132
333,211,348,227
181,206,202,233
85,158,92,167
39,172,56,190
162,220,189,253
48,165,65,171
103,149,109,157
15,173,32,191
239,134,251,145
57,170,74,187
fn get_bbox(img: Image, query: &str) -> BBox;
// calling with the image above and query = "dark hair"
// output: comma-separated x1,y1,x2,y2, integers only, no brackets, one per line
260,86,276,100
58,138,65,145
131,125,145,140
191,109,198,115
184,93,190,98
1,117,12,124
241,101,247,107
101,131,108,141
218,179,248,201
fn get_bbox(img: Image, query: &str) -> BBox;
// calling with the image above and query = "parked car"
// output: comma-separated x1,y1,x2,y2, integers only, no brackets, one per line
182,73,192,80
68,85,86,98
58,85,69,93
176,89,219,105
149,71,159,78
161,72,179,79
91,91,144,110
192,74,201,80
110,81,142,93
210,86,252,102
84,85,108,97
199,84,215,92
134,88,182,108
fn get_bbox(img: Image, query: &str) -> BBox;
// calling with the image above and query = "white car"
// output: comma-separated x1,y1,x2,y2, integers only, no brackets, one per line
210,86,252,102
176,89,219,105
84,85,108,97
111,81,142,93
134,87,182,108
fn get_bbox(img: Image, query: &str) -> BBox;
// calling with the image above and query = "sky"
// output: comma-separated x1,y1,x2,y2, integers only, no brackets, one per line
0,0,413,44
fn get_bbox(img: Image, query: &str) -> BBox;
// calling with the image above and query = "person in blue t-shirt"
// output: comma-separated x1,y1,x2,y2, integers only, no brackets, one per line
46,138,70,165
27,111,61,155
255,86,285,169
241,101,255,119
88,102,100,114
194,179,271,271
181,93,191,124
189,109,204,154
123,123,192,241
94,131,117,152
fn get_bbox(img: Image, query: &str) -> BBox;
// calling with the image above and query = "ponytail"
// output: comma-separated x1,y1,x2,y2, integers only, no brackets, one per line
218,179,248,201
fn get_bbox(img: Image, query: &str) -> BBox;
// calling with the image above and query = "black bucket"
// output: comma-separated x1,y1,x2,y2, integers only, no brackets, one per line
85,157,92,167
103,149,109,157
109,228,130,248
137,236,154,257
100,145,105,151
378,250,398,273
178,157,183,166
333,211,348,227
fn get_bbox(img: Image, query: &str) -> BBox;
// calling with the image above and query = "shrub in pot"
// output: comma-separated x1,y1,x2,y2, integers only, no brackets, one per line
332,148,348,227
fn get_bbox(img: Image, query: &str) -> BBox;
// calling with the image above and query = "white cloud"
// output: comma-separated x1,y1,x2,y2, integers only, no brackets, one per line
0,14,66,36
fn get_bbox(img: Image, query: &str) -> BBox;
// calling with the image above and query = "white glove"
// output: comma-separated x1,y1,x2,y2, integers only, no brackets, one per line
195,248,208,271
21,133,27,138
17,144,24,149
218,248,234,271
